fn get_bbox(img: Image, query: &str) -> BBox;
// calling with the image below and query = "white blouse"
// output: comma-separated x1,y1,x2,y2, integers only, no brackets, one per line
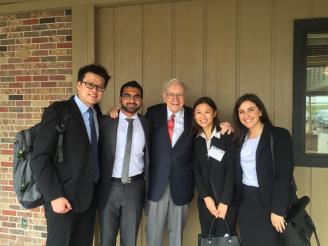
240,136,260,187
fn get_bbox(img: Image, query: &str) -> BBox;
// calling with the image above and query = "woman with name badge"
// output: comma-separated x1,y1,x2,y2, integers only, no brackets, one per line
233,93,294,246
192,97,237,236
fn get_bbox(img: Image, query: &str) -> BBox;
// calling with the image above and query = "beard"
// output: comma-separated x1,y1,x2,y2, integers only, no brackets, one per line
121,103,141,114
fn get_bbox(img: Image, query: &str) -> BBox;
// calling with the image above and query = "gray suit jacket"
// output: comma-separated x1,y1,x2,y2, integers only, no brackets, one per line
96,113,150,211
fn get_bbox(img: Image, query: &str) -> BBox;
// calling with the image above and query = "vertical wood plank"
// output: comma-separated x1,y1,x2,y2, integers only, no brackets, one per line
274,0,310,130
114,6,143,104
311,168,328,244
238,0,272,108
312,0,328,17
72,5,95,93
206,0,237,122
95,7,115,112
142,3,173,110
174,0,204,107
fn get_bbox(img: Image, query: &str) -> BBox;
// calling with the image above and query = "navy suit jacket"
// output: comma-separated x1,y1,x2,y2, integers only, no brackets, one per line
97,113,150,211
146,104,194,206
31,96,97,212
235,123,294,216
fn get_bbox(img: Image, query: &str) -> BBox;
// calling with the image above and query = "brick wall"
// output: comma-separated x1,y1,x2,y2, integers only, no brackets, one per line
0,9,72,246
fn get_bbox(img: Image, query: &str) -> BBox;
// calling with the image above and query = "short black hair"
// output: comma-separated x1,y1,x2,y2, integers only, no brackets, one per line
120,81,143,98
77,64,111,88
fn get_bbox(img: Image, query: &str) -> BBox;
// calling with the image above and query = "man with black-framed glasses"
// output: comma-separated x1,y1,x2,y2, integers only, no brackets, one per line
31,64,110,246
97,80,149,246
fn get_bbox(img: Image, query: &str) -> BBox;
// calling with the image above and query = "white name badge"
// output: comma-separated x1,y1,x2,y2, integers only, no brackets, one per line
208,146,225,162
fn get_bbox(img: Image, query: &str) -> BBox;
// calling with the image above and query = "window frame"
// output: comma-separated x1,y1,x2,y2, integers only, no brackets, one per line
292,18,328,167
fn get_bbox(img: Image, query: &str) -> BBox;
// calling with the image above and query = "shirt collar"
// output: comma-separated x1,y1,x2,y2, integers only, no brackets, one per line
119,111,139,121
167,107,184,120
74,95,90,114
198,127,221,140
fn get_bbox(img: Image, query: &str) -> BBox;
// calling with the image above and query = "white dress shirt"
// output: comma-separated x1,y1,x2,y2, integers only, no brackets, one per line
167,107,184,147
240,135,260,187
199,128,221,152
112,111,146,178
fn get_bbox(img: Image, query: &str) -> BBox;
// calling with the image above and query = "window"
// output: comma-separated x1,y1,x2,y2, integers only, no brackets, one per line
293,18,328,167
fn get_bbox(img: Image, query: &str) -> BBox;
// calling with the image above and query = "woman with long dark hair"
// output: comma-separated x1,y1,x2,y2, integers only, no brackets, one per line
233,93,294,246
192,97,236,236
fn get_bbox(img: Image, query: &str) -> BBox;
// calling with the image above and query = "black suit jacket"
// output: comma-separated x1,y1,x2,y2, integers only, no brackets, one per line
193,133,235,205
31,96,98,212
235,123,294,216
97,113,150,211
146,104,194,206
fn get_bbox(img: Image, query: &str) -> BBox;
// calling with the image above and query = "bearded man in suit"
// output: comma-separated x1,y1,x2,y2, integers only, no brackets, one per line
97,81,149,246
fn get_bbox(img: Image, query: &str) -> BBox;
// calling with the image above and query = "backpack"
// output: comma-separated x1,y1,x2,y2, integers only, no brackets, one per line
13,101,70,209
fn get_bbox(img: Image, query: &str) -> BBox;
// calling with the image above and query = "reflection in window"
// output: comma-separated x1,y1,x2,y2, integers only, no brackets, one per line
305,33,328,154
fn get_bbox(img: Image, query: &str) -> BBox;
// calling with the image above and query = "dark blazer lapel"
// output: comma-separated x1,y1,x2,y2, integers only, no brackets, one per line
174,106,192,146
109,117,119,156
236,133,246,182
68,96,90,145
138,114,149,161
159,105,172,146
99,115,119,157
256,123,271,161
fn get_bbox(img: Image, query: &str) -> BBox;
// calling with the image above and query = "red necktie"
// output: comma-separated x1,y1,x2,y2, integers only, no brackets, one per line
168,114,175,144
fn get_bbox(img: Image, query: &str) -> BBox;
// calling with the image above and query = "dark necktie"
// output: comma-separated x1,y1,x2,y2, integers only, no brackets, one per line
88,108,100,182
121,118,134,184
168,114,175,144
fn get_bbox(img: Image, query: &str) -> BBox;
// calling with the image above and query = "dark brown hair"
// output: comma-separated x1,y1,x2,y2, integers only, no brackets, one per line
233,93,272,146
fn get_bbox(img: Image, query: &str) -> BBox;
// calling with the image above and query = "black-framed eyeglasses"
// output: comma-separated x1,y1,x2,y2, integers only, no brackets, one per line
81,81,105,92
121,94,142,100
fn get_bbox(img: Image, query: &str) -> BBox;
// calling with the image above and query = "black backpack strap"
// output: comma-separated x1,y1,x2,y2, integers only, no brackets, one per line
53,101,71,163
18,130,28,160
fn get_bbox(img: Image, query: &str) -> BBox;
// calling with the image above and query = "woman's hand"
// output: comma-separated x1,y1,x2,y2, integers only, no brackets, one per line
271,212,285,233
204,197,219,218
217,203,228,219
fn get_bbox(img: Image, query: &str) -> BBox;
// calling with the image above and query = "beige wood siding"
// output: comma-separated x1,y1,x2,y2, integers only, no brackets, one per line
93,1,328,245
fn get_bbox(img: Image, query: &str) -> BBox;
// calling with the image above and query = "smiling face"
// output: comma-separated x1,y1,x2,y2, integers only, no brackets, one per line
162,80,185,113
76,72,105,107
238,100,263,131
194,103,217,133
120,86,143,117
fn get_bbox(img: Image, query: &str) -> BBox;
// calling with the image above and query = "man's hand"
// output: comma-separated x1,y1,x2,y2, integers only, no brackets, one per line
271,212,285,233
220,122,233,135
217,202,228,219
107,106,120,118
204,197,219,218
51,197,72,214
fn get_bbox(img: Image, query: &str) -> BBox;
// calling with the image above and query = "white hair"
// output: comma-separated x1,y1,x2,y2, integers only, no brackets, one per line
162,78,188,93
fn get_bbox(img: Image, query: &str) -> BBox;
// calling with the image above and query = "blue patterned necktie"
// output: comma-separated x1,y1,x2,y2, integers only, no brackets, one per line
88,108,100,182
